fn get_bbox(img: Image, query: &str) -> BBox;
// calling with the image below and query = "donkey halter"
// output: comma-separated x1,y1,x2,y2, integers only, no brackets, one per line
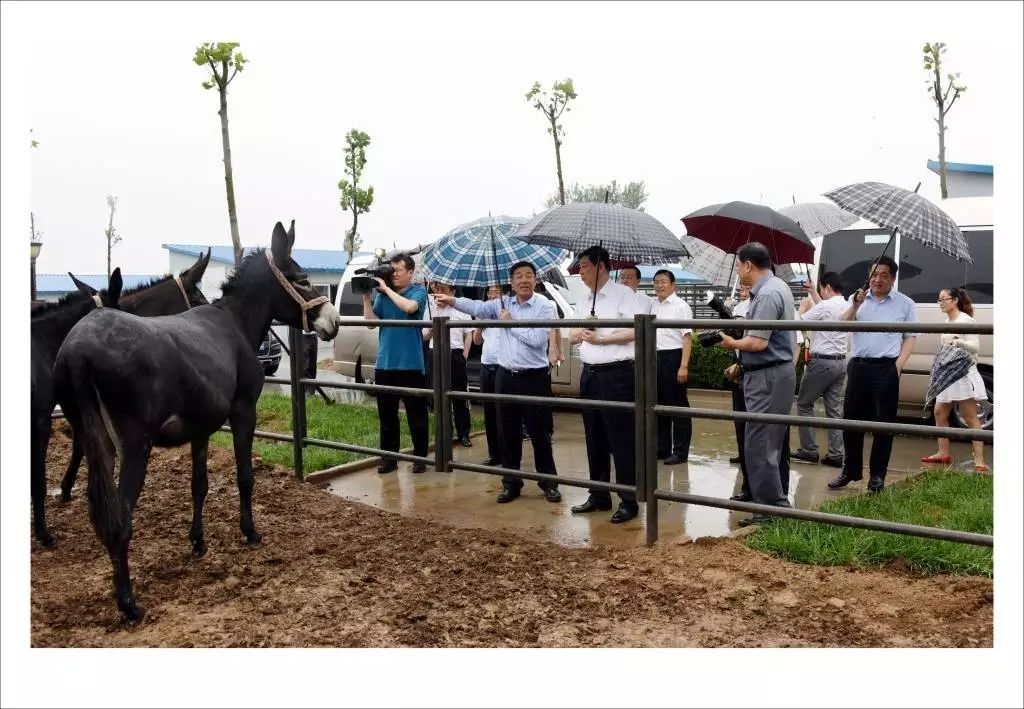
265,251,329,332
173,275,193,310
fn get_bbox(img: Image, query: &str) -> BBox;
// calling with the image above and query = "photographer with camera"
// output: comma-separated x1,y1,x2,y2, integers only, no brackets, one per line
361,253,430,474
715,242,796,527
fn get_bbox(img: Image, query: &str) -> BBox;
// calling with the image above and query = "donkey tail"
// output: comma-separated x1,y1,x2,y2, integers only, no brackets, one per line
60,356,124,550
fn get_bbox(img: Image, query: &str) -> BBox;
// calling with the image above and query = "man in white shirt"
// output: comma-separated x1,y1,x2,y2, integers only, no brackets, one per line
651,269,693,465
618,264,655,314
423,281,474,447
472,285,504,467
794,272,849,467
569,246,647,524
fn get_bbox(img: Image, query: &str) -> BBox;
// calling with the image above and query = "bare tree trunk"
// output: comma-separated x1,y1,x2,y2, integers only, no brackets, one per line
933,64,949,199
551,117,565,206
218,63,243,268
106,205,115,280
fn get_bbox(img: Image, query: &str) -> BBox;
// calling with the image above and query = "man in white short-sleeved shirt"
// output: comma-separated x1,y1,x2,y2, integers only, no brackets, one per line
423,281,473,446
650,269,694,465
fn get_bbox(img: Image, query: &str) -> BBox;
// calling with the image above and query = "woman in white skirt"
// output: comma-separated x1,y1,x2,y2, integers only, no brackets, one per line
921,287,989,472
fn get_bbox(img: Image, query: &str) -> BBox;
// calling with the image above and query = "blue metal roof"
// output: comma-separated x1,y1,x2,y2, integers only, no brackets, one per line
163,244,370,273
926,160,993,175
36,274,163,294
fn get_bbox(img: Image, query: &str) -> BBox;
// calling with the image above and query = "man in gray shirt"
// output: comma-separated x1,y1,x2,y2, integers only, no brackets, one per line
718,242,796,526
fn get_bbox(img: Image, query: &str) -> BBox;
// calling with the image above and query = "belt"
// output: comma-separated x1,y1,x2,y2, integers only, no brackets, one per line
501,366,549,377
582,360,634,373
482,364,499,371
851,356,897,364
811,353,846,361
742,359,790,373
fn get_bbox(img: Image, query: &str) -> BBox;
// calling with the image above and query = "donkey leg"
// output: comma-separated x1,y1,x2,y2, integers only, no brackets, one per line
31,416,56,547
108,443,152,625
59,433,84,503
189,438,210,558
229,407,262,546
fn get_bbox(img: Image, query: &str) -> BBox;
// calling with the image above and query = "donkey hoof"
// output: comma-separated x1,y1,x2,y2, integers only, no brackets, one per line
37,532,57,548
190,541,208,559
121,604,146,626
58,491,74,503
245,531,263,547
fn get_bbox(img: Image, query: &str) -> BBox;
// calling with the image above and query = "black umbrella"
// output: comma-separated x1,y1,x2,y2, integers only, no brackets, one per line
681,201,815,265
926,343,974,406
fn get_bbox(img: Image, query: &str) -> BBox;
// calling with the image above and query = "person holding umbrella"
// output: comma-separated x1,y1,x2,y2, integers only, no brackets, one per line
433,261,562,505
829,256,917,493
921,287,989,472
569,245,649,524
715,242,796,525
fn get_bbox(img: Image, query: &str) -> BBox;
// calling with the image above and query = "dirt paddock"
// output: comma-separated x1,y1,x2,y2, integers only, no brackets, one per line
31,426,993,647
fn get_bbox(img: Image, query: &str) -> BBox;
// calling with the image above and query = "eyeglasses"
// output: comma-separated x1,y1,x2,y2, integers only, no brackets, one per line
937,297,955,303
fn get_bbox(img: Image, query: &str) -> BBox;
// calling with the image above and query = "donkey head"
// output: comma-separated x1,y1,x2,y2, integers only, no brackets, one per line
69,269,122,309
176,249,211,308
267,221,340,340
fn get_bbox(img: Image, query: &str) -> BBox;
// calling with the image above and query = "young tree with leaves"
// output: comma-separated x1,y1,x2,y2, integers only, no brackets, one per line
545,179,649,211
105,194,121,280
337,129,374,262
923,42,967,199
526,79,577,206
194,42,248,266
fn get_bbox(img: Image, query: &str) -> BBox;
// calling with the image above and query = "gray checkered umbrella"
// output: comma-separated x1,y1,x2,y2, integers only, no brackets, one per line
513,202,690,263
824,182,972,263
678,234,796,287
926,343,974,405
778,202,859,240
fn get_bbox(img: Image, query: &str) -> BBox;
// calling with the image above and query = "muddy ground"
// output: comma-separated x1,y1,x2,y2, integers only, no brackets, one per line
31,425,993,647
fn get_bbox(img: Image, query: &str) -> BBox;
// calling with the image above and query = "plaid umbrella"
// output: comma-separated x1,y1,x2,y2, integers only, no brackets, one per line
824,182,972,263
678,233,796,286
778,202,859,240
418,215,566,287
513,202,690,263
681,201,815,264
926,343,974,405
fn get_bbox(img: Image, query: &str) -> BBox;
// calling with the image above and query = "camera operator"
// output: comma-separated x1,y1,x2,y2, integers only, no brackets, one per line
361,253,430,474
716,242,796,526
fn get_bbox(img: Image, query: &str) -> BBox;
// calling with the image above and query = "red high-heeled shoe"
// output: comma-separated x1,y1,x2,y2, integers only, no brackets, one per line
921,454,952,464
974,462,990,473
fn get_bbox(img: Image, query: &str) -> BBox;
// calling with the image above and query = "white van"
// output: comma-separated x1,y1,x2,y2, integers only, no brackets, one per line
809,196,993,428
332,252,586,394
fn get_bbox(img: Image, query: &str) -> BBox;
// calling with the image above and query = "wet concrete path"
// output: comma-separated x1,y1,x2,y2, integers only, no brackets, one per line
326,390,985,548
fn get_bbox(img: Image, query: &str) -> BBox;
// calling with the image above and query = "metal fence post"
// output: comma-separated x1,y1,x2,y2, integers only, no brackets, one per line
633,314,649,532
643,315,659,547
287,326,304,480
432,317,445,472
438,317,453,470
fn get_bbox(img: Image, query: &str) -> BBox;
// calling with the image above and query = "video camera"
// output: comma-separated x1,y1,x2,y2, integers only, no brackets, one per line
351,248,394,295
697,290,746,348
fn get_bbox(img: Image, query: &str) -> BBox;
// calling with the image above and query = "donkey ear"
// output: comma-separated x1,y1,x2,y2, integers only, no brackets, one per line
271,221,291,267
107,268,123,307
287,220,296,251
69,272,97,297
182,248,211,283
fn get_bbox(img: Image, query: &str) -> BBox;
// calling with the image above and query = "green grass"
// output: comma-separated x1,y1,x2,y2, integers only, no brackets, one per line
746,469,993,576
210,394,484,473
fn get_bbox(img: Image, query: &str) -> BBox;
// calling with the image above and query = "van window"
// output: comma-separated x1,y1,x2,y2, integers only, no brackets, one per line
898,229,992,305
338,283,363,316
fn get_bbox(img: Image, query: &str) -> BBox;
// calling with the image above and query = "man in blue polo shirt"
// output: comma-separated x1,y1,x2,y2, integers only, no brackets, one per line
829,255,916,493
361,253,430,474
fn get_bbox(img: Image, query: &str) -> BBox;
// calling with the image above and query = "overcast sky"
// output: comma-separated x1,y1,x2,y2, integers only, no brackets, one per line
7,1,1015,278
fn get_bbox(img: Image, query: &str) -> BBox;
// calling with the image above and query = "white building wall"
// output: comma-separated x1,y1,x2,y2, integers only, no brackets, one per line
946,172,993,199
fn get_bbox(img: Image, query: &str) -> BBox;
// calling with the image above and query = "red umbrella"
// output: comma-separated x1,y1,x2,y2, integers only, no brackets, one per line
681,201,815,264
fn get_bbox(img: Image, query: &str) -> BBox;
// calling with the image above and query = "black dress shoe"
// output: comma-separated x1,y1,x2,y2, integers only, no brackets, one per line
867,475,885,493
738,514,773,527
729,492,753,502
497,487,521,503
571,497,613,514
481,457,499,467
459,437,473,448
827,472,863,489
610,506,639,524
542,487,562,503
822,455,844,468
663,455,688,465
412,462,427,474
729,455,742,464
793,449,820,463
377,461,398,474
